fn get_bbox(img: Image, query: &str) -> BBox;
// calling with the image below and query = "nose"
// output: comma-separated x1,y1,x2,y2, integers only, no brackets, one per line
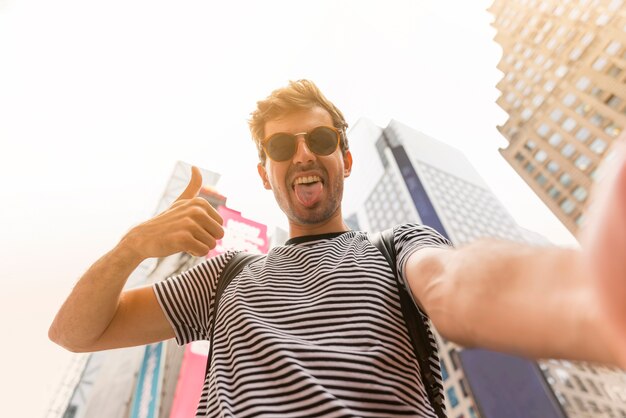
292,135,315,164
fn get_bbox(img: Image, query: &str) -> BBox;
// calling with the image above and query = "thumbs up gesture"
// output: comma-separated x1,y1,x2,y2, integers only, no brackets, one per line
121,166,225,259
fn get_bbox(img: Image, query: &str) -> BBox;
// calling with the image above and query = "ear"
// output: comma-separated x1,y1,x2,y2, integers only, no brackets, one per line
257,163,272,190
343,150,353,178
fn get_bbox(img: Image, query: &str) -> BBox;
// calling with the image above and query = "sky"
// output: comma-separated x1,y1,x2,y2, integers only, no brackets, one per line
0,0,578,416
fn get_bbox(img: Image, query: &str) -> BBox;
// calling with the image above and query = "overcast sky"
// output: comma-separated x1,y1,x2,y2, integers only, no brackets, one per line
0,0,577,416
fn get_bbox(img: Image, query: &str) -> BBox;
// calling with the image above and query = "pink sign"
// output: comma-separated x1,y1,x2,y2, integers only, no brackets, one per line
169,206,268,417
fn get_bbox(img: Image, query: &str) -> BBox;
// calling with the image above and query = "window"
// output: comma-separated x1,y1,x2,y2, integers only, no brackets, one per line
521,108,533,120
607,64,623,78
547,160,560,174
469,406,478,418
575,127,590,142
447,387,460,408
575,213,585,226
591,87,605,98
580,33,595,46
575,154,592,171
575,102,590,116
525,140,537,151
532,95,544,107
460,378,470,397
549,132,562,147
550,108,563,122
537,123,550,137
562,117,577,132
590,112,605,126
535,149,548,162
525,162,535,173
449,349,460,370
561,143,576,158
606,94,622,109
592,56,607,71
555,65,568,78
590,137,607,154
605,123,621,137
573,186,588,202
515,152,525,162
506,92,516,103
536,173,548,186
562,93,577,107
544,79,556,92
548,186,561,200
569,48,582,61
561,198,576,214
606,40,622,55
441,359,449,381
576,76,590,91
559,173,572,187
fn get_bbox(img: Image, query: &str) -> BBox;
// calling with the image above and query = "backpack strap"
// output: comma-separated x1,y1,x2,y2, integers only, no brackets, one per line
369,228,447,418
207,251,264,372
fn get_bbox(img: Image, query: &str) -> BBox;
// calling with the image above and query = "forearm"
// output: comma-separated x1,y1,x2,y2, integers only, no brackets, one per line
48,239,145,352
409,240,613,364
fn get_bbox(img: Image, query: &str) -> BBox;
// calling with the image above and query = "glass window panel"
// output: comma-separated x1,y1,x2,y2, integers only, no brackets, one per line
606,40,622,55
547,160,560,173
605,123,621,137
525,140,537,150
561,198,576,214
591,86,605,98
573,186,588,202
569,48,582,61
575,127,590,142
562,93,577,107
606,94,622,109
549,132,562,147
521,108,533,120
537,123,550,137
575,76,590,91
536,173,548,186
592,56,607,71
535,149,548,162
590,112,604,126
447,387,459,408
561,143,576,158
555,65,568,78
525,162,535,173
590,137,607,154
515,152,524,162
562,117,577,132
533,95,544,107
559,173,572,187
575,154,592,171
548,186,561,199
550,108,563,122
607,64,622,78
544,79,556,92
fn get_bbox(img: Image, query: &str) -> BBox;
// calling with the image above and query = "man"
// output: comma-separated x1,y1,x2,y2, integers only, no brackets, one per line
50,80,626,417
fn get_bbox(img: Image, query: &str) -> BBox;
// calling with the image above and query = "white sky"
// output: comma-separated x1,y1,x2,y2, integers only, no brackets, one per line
0,0,577,416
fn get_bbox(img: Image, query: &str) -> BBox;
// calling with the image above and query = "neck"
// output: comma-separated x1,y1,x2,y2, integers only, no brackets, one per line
288,208,350,239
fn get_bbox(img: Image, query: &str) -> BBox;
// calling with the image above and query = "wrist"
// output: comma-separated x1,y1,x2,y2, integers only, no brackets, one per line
115,233,147,266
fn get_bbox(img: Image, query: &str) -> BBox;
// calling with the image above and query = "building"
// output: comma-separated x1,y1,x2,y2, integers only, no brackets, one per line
344,118,626,418
489,0,626,235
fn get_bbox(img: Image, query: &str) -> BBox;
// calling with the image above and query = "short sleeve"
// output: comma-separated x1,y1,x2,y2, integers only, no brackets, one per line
394,223,453,313
153,251,237,345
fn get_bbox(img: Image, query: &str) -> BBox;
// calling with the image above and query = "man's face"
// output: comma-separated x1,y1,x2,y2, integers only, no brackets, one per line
257,106,352,226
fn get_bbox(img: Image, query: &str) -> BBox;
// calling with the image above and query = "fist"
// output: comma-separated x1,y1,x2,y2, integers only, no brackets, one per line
123,166,225,259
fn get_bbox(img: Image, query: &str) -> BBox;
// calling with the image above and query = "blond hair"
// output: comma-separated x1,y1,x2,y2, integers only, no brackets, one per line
249,80,349,164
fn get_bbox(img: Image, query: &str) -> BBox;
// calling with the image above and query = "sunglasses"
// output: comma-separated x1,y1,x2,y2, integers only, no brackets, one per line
262,126,341,162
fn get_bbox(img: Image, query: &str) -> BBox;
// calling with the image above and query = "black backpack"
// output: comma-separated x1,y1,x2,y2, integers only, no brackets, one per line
207,228,446,418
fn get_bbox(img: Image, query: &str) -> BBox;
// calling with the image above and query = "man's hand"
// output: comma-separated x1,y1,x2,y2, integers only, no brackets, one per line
121,166,225,260
582,135,626,368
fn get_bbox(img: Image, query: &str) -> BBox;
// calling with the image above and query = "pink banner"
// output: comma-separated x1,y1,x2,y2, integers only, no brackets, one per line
168,206,268,417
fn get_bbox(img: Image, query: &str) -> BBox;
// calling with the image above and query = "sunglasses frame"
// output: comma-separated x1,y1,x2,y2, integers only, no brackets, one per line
262,125,342,162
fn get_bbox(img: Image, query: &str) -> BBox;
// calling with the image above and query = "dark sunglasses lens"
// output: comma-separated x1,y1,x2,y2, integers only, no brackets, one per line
308,127,338,156
266,133,296,161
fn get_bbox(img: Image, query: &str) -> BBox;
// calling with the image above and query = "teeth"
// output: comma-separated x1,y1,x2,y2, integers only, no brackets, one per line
293,175,321,185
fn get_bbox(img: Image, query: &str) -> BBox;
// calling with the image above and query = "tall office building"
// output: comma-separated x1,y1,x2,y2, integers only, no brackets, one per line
489,0,626,235
345,118,626,418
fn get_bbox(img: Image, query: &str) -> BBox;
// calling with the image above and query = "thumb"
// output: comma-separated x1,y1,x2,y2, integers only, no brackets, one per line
175,166,203,202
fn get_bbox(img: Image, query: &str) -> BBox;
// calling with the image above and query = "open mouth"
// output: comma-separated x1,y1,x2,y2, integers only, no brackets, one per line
292,175,324,207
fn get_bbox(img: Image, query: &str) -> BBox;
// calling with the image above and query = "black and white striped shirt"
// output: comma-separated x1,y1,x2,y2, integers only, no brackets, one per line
154,223,451,417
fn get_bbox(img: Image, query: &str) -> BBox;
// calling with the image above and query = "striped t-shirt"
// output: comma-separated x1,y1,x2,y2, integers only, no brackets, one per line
154,223,451,417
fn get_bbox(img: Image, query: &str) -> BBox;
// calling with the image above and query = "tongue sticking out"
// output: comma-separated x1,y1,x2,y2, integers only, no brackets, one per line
294,182,324,207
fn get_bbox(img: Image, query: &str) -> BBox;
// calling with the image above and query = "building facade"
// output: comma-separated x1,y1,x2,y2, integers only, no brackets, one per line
490,0,626,235
345,118,626,418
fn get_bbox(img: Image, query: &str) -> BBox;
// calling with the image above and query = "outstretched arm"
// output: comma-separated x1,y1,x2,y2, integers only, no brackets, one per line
406,137,626,368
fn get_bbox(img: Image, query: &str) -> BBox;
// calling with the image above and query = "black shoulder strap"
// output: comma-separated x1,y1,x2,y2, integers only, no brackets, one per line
207,251,264,371
369,229,447,418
